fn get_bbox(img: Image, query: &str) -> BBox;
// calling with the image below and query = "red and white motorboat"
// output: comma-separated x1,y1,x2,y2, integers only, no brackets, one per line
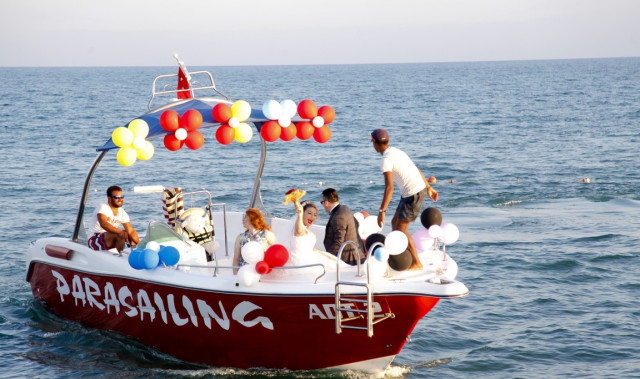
26,56,468,373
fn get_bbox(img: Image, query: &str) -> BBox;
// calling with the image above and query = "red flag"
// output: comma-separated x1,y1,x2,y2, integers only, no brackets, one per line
177,67,191,99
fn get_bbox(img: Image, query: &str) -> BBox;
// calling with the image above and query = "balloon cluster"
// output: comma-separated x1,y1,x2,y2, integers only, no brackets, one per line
160,109,205,151
237,242,289,286
296,99,335,143
412,207,460,253
212,100,253,145
111,119,155,166
365,230,412,273
355,211,382,240
259,99,335,143
128,241,180,270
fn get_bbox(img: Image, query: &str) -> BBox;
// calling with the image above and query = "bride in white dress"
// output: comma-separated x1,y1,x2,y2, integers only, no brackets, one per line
287,200,346,274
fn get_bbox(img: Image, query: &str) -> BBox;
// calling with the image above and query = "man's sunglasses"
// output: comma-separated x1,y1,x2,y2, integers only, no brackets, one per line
111,195,125,200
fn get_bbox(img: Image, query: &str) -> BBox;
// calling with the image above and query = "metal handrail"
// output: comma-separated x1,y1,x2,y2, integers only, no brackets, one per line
148,71,230,110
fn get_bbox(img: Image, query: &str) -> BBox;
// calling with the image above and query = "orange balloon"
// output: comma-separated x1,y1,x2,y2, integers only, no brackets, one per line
185,130,205,150
280,124,297,141
160,110,180,132
260,120,281,142
215,124,235,145
297,99,317,119
313,125,331,143
181,109,202,131
317,105,335,124
296,121,314,140
212,103,232,123
163,134,184,151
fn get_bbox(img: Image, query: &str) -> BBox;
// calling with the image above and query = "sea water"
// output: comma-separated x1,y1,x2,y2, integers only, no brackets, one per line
0,58,639,378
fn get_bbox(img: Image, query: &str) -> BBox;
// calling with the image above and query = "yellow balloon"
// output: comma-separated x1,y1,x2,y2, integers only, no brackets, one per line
234,123,253,143
128,119,149,138
136,141,154,160
117,147,137,166
231,100,251,122
112,127,134,148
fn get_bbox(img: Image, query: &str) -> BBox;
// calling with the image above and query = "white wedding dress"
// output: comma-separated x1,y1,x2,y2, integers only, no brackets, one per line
287,224,347,275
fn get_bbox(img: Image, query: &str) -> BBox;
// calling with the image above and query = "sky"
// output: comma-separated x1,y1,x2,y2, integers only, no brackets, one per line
1,0,639,67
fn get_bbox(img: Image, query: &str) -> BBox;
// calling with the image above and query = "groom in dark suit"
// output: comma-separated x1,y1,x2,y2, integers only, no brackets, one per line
321,188,366,266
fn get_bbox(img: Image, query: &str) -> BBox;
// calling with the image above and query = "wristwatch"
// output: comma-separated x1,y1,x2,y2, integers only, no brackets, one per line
379,209,386,213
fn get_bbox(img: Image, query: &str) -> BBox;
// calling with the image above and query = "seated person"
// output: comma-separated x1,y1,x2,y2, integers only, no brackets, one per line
232,208,275,274
88,185,139,253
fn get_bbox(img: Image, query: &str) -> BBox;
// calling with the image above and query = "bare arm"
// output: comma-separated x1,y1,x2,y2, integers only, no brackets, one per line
293,201,307,237
122,222,139,246
377,171,394,227
418,168,438,202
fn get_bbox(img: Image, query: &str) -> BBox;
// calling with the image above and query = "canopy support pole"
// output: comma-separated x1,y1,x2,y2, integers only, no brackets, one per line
73,151,107,242
249,137,269,216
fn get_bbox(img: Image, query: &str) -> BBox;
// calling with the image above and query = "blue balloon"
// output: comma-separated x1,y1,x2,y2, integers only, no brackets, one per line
141,249,160,269
128,249,145,270
373,246,389,262
158,246,180,266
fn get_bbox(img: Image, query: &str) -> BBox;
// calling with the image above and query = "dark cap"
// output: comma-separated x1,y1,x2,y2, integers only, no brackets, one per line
371,129,389,143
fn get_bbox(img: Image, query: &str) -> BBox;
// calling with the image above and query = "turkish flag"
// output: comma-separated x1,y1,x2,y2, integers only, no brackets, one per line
177,67,191,99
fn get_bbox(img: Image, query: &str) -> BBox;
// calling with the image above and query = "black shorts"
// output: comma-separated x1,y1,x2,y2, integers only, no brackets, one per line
396,188,427,222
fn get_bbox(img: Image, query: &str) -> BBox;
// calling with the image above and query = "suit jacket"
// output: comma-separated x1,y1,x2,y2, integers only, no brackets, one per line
323,204,366,265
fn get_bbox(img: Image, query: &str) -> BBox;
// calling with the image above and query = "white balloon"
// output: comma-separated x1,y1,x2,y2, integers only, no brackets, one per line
146,241,160,253
312,116,325,128
354,211,365,224
228,117,239,128
358,215,382,240
241,241,264,264
132,135,146,149
412,228,435,252
237,265,260,287
428,224,442,239
367,257,387,281
262,100,282,120
441,223,460,245
280,99,297,119
278,116,291,127
385,230,409,255
175,128,187,141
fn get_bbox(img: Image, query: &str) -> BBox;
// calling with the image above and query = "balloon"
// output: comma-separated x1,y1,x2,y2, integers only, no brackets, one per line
280,124,297,141
141,249,160,269
428,224,442,239
131,136,145,150
241,241,264,264
164,134,184,151
160,110,180,132
231,100,251,121
385,231,409,255
354,211,365,224
358,215,382,240
297,99,317,119
228,117,239,128
185,130,205,150
128,119,149,138
262,100,282,120
260,120,281,142
255,260,270,275
212,103,232,123
216,125,235,145
264,244,289,267
312,116,324,128
280,99,297,119
365,233,386,252
317,105,335,124
368,257,387,280
296,121,314,140
234,123,253,143
388,249,412,271
128,249,145,270
112,127,134,148
373,246,390,262
181,109,202,131
158,245,180,266
421,207,442,229
278,116,291,127
441,223,460,245
175,128,188,141
313,125,331,143
237,265,260,287
145,241,160,252
412,228,435,252
117,147,137,166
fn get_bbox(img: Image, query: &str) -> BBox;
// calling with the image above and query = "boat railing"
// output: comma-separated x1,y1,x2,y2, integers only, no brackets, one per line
174,263,327,284
148,70,230,110
178,189,229,257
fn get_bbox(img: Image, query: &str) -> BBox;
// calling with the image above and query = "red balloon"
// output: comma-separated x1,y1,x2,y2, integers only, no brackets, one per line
264,244,289,267
260,120,281,142
181,109,203,131
297,99,318,119
296,121,314,140
317,105,335,124
163,134,184,151
255,260,270,275
160,110,180,132
212,103,232,123
215,124,235,145
185,130,205,150
280,124,297,141
313,125,331,143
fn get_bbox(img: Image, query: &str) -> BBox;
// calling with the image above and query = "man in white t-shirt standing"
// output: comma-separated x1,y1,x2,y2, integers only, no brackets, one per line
88,185,139,253
371,129,438,270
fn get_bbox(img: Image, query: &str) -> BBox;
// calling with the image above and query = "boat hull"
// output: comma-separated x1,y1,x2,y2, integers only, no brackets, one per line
28,260,440,371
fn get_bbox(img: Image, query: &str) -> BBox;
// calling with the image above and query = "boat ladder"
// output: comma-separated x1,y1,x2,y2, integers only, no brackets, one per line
334,241,394,337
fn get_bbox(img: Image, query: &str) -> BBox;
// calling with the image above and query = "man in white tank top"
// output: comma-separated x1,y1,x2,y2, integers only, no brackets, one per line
371,129,438,270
